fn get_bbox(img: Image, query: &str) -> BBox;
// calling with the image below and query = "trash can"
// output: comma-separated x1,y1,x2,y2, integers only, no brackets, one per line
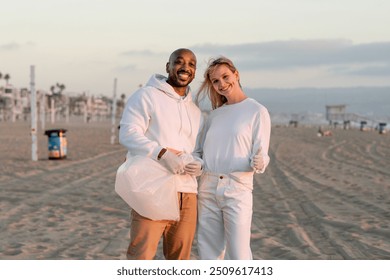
378,123,387,134
360,121,367,131
44,129,67,159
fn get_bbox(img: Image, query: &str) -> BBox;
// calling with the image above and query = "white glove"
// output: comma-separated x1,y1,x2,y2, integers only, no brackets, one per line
183,160,202,176
159,150,185,174
251,147,265,172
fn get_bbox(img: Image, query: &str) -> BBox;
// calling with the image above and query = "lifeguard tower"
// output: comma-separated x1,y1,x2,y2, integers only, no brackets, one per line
326,104,361,129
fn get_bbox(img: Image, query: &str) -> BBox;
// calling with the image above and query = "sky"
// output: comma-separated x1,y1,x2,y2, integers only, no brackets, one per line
1,0,390,97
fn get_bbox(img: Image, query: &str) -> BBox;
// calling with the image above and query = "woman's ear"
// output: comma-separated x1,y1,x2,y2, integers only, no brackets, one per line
235,70,240,81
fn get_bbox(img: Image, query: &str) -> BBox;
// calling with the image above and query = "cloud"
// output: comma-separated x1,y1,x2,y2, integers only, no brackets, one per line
191,40,390,75
331,63,390,76
0,42,21,51
0,41,36,52
120,49,159,56
115,64,137,72
115,40,390,84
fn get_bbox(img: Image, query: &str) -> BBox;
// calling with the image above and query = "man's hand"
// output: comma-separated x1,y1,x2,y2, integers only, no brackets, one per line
183,160,202,176
158,149,185,174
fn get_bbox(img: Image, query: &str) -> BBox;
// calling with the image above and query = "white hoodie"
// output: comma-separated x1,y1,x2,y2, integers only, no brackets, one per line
119,74,203,193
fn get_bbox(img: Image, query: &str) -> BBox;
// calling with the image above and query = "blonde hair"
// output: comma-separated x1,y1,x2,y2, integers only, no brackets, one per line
195,56,240,110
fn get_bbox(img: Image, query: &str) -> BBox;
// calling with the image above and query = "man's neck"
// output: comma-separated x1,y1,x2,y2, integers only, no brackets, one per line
173,86,187,97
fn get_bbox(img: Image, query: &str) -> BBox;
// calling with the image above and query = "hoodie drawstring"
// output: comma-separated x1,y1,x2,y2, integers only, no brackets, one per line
178,98,193,138
184,102,193,137
177,100,183,136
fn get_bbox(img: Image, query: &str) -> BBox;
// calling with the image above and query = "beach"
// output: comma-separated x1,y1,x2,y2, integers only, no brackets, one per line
0,121,389,260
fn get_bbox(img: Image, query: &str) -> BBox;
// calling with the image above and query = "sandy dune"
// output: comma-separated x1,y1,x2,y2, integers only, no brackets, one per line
0,121,389,259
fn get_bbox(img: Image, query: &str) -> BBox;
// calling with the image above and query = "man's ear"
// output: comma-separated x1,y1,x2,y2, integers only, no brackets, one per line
166,62,170,73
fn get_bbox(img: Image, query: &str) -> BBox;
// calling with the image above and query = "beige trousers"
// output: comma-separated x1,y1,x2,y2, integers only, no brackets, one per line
126,192,197,260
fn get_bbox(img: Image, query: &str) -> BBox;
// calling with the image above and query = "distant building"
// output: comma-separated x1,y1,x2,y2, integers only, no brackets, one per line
1,85,121,123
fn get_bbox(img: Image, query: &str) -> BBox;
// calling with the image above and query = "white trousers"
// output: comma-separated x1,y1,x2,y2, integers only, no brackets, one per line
197,172,253,260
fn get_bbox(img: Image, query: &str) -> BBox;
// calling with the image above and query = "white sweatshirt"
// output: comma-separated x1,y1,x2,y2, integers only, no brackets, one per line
119,74,203,193
197,98,271,175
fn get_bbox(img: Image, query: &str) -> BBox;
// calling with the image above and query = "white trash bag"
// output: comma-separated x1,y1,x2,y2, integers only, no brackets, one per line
115,155,179,221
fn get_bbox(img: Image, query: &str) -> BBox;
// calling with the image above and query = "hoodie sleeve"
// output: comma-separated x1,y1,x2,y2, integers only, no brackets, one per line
119,89,162,159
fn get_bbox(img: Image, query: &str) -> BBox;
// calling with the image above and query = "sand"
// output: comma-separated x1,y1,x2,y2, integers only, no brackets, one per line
0,121,389,260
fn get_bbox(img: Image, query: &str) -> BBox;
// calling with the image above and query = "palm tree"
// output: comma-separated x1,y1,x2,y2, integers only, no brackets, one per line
50,83,66,95
4,74,10,85
57,83,65,94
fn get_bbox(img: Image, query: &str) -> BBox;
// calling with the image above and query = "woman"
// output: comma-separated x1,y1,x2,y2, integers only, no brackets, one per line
194,57,271,259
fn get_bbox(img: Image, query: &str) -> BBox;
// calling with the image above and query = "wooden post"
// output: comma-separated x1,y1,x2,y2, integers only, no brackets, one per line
111,78,117,144
51,98,55,124
40,91,45,131
30,65,38,161
83,100,87,123
65,95,70,123
11,88,16,123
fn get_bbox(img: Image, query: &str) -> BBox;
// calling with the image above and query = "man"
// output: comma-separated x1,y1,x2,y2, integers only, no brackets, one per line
119,48,203,260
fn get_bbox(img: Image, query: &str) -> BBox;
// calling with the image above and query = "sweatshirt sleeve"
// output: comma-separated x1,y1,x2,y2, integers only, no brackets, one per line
192,113,207,165
251,105,271,173
119,89,162,159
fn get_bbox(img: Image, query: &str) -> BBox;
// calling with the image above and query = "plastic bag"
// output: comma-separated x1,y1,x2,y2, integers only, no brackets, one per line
115,155,180,221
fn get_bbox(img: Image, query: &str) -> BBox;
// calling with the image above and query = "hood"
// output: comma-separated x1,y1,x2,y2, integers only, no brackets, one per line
145,74,193,102
145,74,196,139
